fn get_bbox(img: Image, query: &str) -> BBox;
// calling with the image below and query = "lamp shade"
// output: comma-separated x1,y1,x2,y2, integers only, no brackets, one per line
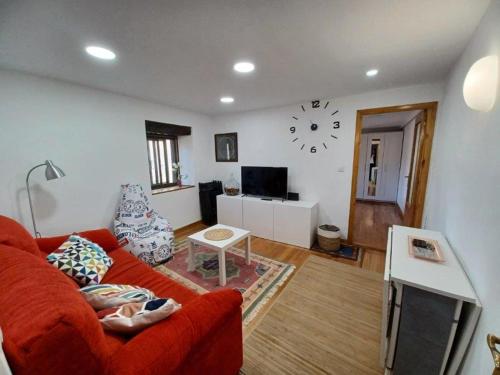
44,160,65,180
463,55,498,112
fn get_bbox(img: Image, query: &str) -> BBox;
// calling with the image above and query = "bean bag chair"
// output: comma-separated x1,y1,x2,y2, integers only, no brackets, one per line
114,184,174,266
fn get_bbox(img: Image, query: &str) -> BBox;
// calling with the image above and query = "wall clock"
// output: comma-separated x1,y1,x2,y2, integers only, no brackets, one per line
289,100,340,153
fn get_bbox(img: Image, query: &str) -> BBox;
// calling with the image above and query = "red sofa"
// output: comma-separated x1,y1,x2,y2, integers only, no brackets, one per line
0,216,243,375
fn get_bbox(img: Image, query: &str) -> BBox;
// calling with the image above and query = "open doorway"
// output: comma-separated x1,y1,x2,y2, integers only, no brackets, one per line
347,102,437,251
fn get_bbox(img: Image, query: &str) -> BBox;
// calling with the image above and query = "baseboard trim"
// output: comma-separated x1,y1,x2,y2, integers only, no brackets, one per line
174,220,204,234
355,198,398,206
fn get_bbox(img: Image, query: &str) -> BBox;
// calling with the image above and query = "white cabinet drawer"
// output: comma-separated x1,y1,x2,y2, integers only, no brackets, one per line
217,195,242,228
243,198,274,240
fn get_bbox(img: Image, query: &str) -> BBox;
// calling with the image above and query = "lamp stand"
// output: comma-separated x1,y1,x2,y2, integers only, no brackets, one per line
26,163,45,238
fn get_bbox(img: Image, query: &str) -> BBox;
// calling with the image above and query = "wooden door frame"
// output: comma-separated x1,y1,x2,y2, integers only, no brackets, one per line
347,101,438,244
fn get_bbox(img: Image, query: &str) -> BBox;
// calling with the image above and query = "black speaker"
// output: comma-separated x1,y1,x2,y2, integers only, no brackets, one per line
198,181,223,225
287,192,299,201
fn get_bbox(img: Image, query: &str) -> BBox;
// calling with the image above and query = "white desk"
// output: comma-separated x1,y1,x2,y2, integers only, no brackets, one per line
390,225,477,303
187,224,251,287
381,226,481,375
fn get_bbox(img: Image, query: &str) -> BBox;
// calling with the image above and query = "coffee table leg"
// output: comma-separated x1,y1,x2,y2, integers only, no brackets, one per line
187,240,195,272
245,236,251,265
218,249,226,286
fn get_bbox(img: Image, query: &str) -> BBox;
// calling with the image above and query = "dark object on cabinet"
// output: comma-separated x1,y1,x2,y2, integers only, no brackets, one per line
199,181,223,225
287,192,299,201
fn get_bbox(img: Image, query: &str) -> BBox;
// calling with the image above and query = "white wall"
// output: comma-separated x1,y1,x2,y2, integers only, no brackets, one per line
0,69,213,235
397,118,416,212
424,1,500,373
210,83,443,236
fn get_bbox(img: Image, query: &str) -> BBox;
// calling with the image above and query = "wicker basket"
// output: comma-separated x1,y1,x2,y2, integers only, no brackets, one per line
317,224,341,251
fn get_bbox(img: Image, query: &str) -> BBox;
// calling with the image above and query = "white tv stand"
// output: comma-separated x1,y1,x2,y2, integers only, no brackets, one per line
216,194,318,248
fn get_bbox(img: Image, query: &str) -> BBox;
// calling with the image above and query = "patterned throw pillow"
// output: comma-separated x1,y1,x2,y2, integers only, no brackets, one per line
98,298,181,333
47,235,113,286
80,284,156,310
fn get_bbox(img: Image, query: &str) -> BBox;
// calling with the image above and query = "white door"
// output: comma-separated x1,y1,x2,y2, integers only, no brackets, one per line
356,134,368,199
381,132,403,202
397,120,416,213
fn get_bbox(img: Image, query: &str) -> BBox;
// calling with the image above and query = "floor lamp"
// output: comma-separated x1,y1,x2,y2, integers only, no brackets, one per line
26,160,65,238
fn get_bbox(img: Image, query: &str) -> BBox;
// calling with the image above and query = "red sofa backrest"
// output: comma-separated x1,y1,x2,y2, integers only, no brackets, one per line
36,228,120,255
0,244,109,374
0,215,41,257
0,216,113,374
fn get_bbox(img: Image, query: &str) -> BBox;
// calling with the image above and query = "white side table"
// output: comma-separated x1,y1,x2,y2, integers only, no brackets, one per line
187,224,251,287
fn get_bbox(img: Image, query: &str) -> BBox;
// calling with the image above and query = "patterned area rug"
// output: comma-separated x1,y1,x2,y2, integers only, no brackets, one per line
155,238,295,325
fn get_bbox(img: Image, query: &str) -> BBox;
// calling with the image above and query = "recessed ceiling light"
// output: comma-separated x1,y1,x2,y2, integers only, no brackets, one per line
233,61,255,73
85,46,116,60
366,69,378,77
220,96,234,103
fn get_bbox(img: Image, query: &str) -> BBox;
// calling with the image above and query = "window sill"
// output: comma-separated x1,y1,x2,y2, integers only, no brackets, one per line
152,185,195,195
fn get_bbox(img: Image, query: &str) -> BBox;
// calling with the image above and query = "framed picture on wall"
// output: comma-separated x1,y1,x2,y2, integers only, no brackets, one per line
215,132,238,162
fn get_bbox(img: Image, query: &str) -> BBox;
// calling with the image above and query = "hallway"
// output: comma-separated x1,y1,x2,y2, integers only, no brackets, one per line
351,201,403,251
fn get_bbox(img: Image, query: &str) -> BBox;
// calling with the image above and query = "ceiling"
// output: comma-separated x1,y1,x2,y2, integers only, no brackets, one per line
362,110,421,129
0,0,490,115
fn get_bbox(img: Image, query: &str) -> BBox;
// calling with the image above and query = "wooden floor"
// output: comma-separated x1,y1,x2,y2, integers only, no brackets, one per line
351,200,403,251
175,222,386,339
242,255,383,374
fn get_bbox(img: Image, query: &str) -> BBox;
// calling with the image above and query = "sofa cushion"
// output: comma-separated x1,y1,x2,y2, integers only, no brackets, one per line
47,234,114,286
0,215,41,256
80,284,156,310
37,228,120,256
0,244,108,374
98,298,181,334
101,247,198,305
106,289,243,375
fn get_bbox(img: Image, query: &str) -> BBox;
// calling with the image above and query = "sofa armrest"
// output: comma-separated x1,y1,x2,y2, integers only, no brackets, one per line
36,228,120,255
107,289,243,375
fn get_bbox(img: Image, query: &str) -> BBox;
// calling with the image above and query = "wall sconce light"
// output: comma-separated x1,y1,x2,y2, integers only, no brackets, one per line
463,55,498,112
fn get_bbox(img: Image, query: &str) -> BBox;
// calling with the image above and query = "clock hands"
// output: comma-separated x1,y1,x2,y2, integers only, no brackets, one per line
289,100,340,153
310,120,318,131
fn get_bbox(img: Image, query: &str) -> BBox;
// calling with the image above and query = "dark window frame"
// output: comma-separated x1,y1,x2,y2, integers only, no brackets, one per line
146,134,180,190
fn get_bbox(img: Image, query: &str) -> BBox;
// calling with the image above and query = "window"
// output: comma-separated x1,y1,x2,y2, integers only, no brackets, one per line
145,120,191,191
147,135,179,189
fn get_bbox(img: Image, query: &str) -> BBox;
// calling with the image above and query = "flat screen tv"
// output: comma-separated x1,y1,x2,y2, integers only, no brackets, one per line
241,166,288,199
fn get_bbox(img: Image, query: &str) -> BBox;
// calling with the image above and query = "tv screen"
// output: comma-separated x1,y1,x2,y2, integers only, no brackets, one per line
241,166,288,199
